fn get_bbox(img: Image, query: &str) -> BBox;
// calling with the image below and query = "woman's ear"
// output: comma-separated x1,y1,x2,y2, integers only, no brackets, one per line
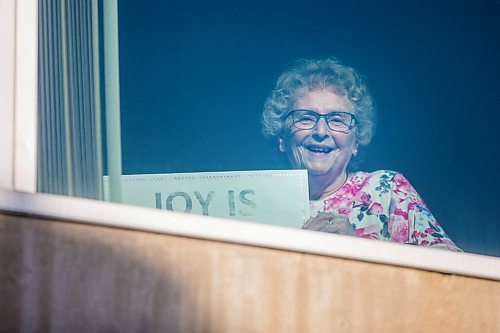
278,138,286,152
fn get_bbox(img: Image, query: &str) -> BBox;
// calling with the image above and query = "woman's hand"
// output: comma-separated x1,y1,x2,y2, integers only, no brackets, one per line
302,212,357,236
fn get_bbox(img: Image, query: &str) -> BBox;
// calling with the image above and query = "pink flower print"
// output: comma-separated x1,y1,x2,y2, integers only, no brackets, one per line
394,173,410,189
339,183,359,199
411,230,423,243
337,207,352,215
324,183,356,209
430,238,443,246
391,221,409,243
351,174,370,194
369,202,383,215
408,201,422,212
424,227,435,234
341,183,352,194
354,191,371,206
350,181,363,196
393,173,413,196
354,224,379,239
394,208,409,221
324,195,343,210
350,173,364,186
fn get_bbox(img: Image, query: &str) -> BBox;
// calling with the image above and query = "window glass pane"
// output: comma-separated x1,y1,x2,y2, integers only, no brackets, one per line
38,0,500,257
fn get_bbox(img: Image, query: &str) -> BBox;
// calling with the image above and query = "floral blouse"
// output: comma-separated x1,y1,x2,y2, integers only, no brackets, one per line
309,170,462,251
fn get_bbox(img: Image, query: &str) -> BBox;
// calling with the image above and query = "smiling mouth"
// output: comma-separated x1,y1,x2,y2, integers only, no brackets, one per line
306,146,334,154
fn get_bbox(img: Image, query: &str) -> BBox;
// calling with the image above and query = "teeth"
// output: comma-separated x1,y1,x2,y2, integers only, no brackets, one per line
308,146,333,153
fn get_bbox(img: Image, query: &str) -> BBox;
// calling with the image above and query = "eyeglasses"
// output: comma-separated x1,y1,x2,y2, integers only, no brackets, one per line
287,109,357,133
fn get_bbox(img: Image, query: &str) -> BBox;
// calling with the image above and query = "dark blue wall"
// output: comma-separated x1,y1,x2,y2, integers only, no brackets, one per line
115,0,500,256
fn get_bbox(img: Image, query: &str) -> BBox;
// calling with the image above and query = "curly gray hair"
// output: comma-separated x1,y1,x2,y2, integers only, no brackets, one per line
262,57,375,146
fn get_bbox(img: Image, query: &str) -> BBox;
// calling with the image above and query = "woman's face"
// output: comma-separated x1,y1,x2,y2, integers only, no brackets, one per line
280,88,358,178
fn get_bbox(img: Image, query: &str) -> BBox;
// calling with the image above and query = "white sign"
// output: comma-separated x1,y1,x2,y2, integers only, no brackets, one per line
103,170,310,228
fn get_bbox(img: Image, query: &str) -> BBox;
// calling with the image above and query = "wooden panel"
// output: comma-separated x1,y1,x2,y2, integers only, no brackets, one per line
1,213,498,332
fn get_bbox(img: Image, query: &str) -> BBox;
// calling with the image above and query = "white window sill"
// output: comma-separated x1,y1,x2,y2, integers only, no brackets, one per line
1,188,499,281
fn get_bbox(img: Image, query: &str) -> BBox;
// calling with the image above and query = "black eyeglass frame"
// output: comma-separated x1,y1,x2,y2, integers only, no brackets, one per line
285,109,357,133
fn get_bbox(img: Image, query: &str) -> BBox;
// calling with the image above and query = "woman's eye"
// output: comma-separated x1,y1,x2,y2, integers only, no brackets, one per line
298,115,316,122
328,117,344,124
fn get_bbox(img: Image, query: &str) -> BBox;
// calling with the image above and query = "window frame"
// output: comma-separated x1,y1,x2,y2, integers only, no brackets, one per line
0,0,38,192
1,0,499,282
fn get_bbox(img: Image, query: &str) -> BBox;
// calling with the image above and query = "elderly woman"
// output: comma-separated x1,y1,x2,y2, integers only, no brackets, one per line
262,58,461,251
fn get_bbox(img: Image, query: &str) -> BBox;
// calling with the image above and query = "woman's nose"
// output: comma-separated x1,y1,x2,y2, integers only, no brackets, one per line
312,117,330,140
